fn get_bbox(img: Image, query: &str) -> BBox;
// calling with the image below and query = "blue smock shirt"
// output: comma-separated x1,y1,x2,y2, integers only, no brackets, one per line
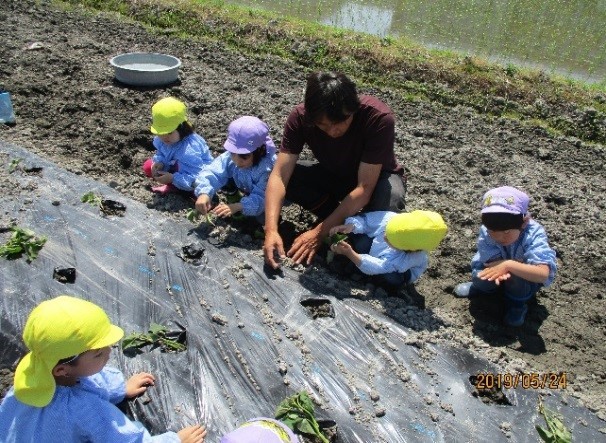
0,367,180,443
152,132,214,191
471,219,557,286
345,211,428,281
194,150,277,216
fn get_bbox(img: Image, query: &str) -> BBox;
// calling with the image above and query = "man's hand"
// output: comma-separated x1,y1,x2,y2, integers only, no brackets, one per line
195,194,211,215
154,171,173,184
288,225,324,266
478,260,511,285
264,230,286,269
177,425,207,443
125,372,155,399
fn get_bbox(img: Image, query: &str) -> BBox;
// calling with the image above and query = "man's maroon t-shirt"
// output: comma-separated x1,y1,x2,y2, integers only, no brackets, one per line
280,95,402,185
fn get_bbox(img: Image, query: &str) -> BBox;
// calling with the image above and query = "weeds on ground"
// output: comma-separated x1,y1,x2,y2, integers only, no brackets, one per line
0,226,47,262
536,397,572,443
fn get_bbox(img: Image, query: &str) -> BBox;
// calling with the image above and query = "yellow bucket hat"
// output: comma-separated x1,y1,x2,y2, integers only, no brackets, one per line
150,97,187,135
14,295,124,407
385,210,448,251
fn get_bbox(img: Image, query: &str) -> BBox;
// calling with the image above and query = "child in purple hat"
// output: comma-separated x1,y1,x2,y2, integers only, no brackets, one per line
194,116,276,221
453,186,557,327
220,417,300,443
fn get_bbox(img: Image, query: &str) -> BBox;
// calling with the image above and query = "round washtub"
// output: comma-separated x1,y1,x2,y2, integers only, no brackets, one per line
109,52,181,86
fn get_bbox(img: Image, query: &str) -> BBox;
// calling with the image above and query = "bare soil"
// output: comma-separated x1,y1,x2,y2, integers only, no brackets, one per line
1,0,605,425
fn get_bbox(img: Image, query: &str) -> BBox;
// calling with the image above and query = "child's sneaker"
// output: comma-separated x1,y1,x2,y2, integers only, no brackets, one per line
151,184,176,195
503,304,528,327
454,282,473,297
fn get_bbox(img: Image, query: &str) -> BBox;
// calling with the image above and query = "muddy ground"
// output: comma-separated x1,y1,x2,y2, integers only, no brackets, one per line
1,0,605,427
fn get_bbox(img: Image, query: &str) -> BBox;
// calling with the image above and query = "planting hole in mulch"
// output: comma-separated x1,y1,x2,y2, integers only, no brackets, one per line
176,243,205,265
300,419,338,443
23,166,43,174
469,375,512,406
300,297,335,319
100,199,126,216
52,267,76,284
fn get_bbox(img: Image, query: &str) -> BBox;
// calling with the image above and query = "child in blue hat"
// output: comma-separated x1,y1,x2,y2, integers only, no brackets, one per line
453,186,557,327
193,116,276,221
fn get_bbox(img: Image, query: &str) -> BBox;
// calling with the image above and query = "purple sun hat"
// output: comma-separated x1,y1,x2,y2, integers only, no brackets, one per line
220,417,300,443
481,186,529,215
224,116,276,155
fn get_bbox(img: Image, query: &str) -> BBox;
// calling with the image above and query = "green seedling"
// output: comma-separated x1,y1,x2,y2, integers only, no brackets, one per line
0,226,47,262
8,158,22,173
275,391,330,443
325,232,348,264
81,191,102,207
536,397,572,443
122,323,186,353
186,208,215,226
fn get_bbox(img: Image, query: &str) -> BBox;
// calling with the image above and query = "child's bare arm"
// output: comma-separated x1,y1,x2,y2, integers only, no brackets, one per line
125,372,155,398
479,260,549,284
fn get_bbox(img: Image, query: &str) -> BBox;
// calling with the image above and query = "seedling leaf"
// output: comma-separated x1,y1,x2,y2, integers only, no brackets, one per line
536,397,572,443
0,226,47,262
275,391,329,443
81,191,102,206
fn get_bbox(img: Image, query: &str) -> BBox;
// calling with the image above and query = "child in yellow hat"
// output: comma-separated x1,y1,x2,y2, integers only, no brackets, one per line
329,210,447,290
0,295,207,443
142,97,214,195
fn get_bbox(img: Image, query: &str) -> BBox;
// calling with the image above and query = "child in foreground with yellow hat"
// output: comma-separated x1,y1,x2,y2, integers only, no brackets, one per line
329,210,447,289
142,97,214,195
0,295,207,443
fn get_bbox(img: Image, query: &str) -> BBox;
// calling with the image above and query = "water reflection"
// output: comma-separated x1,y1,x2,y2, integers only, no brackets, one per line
226,0,605,83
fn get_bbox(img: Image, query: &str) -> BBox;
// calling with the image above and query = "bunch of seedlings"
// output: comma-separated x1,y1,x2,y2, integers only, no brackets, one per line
0,226,47,262
122,323,186,354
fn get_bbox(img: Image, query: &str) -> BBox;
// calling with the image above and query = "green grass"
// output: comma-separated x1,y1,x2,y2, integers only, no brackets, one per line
61,0,605,144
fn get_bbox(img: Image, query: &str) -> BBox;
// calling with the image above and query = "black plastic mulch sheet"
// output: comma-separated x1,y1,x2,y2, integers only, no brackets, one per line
1,142,604,442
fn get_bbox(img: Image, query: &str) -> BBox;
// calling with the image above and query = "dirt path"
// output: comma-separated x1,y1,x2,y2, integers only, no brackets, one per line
1,0,605,424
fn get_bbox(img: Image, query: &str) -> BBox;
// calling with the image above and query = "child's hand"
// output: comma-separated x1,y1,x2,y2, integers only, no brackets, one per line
151,162,164,177
195,194,211,215
125,372,155,399
154,171,173,184
178,424,207,443
329,224,354,236
211,202,241,218
330,240,353,256
478,260,511,285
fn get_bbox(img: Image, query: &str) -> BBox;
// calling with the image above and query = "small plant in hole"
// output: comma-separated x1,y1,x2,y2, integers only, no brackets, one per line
536,397,571,443
0,226,47,262
8,158,23,173
275,391,330,443
81,191,102,207
122,323,186,354
186,208,215,226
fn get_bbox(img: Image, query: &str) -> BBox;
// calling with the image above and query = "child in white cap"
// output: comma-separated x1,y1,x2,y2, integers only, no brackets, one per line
193,116,276,221
142,97,214,194
453,186,557,327
0,295,207,443
329,210,447,289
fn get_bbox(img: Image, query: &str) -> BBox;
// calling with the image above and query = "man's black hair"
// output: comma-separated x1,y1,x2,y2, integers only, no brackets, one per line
304,72,361,124
481,212,524,231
